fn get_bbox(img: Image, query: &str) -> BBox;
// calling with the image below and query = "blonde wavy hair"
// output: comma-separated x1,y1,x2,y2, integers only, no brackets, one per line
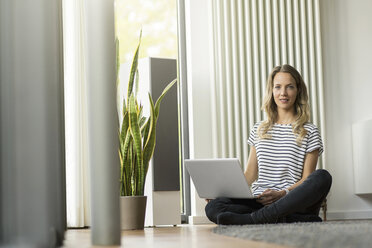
257,64,310,146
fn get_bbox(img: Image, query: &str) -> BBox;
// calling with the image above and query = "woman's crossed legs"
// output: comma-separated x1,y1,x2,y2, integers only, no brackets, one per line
205,169,332,225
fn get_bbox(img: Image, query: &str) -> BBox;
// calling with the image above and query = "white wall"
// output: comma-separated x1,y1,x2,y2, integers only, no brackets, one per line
320,0,372,219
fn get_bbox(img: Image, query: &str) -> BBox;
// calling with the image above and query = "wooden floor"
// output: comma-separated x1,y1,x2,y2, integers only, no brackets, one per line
63,224,288,248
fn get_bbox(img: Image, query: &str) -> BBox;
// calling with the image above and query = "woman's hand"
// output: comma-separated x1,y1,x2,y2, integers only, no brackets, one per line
256,189,286,205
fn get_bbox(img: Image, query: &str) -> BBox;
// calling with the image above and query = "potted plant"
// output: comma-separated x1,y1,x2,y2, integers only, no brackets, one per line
117,34,177,230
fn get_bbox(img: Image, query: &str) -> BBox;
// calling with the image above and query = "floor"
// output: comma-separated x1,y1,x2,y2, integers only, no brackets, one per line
63,225,288,248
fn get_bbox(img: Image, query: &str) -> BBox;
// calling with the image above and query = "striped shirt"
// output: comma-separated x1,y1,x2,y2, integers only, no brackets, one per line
247,122,323,196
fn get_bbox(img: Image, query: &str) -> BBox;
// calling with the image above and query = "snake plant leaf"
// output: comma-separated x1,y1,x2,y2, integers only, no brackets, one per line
127,31,142,103
139,116,147,129
144,94,155,149
119,149,125,195
122,98,127,118
141,118,151,148
121,111,131,164
140,116,148,136
118,149,123,178
132,97,139,115
135,68,139,97
143,94,156,176
120,112,129,146
128,141,134,195
138,104,143,120
128,94,144,194
154,79,177,118
129,95,142,156
118,128,123,153
122,131,132,196
125,138,135,196
122,130,131,162
118,128,124,175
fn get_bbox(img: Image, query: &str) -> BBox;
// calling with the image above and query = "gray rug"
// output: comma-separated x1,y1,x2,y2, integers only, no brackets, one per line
213,220,372,248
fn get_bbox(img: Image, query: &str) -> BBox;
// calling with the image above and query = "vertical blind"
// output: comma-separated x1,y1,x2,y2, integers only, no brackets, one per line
209,0,325,168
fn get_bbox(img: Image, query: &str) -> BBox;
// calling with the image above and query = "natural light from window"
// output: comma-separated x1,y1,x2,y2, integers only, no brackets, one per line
115,0,178,64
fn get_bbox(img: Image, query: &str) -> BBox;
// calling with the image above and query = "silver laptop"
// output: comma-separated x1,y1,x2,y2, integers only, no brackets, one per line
185,158,255,199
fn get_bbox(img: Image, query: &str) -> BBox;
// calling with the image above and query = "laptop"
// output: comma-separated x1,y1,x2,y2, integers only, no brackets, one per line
185,158,256,199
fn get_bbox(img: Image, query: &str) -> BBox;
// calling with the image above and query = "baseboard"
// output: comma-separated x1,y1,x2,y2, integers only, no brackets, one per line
189,210,372,224
325,210,372,220
188,215,213,225
188,210,372,224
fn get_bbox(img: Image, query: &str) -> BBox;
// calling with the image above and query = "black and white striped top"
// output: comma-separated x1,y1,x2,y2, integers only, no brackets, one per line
247,122,323,196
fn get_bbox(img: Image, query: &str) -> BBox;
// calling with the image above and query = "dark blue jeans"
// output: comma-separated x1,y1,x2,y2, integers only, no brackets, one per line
205,169,332,224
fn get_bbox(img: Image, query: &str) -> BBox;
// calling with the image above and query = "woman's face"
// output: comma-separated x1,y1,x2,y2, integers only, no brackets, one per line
272,72,298,112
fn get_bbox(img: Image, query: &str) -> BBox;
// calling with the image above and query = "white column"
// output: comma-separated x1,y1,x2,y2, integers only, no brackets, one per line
84,0,121,245
185,0,214,224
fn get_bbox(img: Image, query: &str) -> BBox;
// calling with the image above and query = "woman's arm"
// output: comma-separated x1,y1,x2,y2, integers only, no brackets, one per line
257,149,319,205
244,146,258,185
287,149,319,191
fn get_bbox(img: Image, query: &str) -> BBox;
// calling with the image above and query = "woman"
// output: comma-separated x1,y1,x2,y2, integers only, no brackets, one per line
205,64,332,225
